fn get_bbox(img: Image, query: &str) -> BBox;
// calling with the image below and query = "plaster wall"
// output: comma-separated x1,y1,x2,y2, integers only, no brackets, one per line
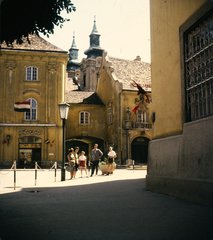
150,0,206,139
66,104,106,141
147,116,213,205
0,49,68,163
147,0,213,205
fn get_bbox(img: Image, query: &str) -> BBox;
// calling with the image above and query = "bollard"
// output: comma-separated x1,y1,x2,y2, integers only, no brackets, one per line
88,161,91,175
55,162,57,182
14,160,16,190
133,160,135,172
35,162,37,186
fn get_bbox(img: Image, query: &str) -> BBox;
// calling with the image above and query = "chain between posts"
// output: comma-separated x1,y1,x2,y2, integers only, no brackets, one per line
0,161,15,175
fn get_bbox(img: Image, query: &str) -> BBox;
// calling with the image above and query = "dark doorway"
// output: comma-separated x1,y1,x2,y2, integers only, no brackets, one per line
32,148,41,163
66,140,89,158
131,137,149,163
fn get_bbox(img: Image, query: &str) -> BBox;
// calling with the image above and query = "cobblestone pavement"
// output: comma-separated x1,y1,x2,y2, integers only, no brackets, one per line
0,169,213,240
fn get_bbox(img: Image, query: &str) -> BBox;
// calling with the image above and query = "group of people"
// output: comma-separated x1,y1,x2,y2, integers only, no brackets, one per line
66,144,116,179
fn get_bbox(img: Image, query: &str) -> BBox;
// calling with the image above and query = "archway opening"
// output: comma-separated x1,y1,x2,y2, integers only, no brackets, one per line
131,137,149,164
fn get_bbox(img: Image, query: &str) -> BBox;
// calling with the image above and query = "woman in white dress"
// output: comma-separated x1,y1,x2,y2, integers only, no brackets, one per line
106,146,116,175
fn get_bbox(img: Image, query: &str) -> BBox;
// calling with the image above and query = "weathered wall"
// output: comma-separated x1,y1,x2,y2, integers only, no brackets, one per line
0,49,68,164
66,104,106,140
150,0,206,139
147,0,213,206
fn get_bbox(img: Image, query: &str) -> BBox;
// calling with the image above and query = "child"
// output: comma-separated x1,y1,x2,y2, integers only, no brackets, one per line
78,151,88,177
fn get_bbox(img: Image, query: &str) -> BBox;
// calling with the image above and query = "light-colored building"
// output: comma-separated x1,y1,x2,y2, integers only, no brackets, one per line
66,48,152,163
0,34,68,167
147,0,213,206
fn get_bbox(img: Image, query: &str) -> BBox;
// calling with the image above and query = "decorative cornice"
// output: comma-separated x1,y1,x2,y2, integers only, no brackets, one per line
0,123,56,127
22,89,41,95
5,60,16,70
48,62,58,74
23,89,41,95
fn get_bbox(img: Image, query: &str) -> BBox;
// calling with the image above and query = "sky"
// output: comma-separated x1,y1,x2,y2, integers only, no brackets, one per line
42,0,150,63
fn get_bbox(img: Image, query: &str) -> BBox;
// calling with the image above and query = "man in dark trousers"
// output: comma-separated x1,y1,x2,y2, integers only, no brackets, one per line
89,144,103,177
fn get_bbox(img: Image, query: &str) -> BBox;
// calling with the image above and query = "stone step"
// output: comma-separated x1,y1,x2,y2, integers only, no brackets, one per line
126,165,147,170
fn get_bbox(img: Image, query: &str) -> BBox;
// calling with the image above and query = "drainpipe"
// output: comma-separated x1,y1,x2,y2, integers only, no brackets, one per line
119,92,122,165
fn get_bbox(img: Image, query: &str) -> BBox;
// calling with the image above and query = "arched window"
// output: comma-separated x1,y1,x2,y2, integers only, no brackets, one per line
137,110,146,123
79,111,90,125
25,98,37,120
26,66,38,81
108,107,112,124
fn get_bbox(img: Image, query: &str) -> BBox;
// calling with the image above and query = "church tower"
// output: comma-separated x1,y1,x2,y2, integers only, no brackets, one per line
67,32,80,73
79,16,104,91
84,16,104,59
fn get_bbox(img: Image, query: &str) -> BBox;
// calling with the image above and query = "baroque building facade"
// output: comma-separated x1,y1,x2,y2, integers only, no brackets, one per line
65,18,151,164
0,35,68,167
147,0,213,206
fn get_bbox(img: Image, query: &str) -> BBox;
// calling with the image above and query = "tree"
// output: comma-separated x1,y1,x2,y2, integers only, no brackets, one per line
0,0,76,45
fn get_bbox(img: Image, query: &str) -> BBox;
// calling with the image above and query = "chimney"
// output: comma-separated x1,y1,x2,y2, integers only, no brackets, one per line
134,56,141,61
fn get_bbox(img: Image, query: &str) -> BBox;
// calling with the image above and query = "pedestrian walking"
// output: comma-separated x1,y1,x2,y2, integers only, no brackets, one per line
66,148,75,179
106,146,116,175
73,147,79,178
78,151,88,177
89,144,103,177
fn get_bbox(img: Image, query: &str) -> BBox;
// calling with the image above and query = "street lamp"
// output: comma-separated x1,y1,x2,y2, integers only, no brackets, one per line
58,102,70,181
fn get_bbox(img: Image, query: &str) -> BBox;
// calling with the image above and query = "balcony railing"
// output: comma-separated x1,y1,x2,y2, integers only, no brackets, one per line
124,120,152,130
134,122,152,129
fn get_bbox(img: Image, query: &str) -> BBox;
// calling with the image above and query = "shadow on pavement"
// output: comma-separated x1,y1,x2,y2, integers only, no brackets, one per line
0,178,213,240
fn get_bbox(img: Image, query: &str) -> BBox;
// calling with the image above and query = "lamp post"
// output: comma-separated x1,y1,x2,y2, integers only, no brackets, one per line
58,102,70,181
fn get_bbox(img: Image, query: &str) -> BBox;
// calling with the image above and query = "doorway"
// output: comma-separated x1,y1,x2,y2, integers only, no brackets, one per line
131,137,149,163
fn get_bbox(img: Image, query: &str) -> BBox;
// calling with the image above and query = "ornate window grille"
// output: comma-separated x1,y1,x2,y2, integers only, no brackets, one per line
185,9,213,121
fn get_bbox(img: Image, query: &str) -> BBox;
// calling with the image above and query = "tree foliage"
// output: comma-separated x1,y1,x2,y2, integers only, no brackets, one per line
0,0,76,45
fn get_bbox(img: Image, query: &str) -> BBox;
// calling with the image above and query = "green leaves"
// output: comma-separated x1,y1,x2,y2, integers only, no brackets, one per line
0,0,76,45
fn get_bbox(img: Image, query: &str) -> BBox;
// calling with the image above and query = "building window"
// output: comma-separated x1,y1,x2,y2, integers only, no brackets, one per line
26,66,38,81
25,98,37,120
108,107,112,124
79,111,90,125
83,74,86,87
184,9,213,122
138,111,146,123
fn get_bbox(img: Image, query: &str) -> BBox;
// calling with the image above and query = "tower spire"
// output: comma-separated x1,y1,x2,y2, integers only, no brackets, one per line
71,31,77,48
91,15,98,34
84,16,104,59
67,32,80,70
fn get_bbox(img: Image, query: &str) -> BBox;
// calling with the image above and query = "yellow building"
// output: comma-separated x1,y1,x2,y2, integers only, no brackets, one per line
66,51,152,164
147,0,213,205
0,34,68,167
97,53,152,164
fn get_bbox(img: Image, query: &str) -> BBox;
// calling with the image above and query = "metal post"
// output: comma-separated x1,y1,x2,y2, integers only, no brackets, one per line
35,162,37,185
133,160,135,172
55,162,57,182
61,119,66,181
14,160,16,190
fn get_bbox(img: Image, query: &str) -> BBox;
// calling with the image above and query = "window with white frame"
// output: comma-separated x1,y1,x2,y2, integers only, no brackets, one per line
26,66,38,81
138,110,146,123
25,98,37,120
108,107,112,124
79,111,90,125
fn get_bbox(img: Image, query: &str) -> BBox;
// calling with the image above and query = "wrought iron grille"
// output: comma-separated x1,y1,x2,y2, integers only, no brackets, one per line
185,9,213,121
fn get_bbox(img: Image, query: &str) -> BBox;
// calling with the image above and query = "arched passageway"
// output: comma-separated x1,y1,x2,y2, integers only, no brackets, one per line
131,137,149,163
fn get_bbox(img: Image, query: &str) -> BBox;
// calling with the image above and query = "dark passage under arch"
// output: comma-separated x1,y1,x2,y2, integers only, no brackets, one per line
131,137,149,164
